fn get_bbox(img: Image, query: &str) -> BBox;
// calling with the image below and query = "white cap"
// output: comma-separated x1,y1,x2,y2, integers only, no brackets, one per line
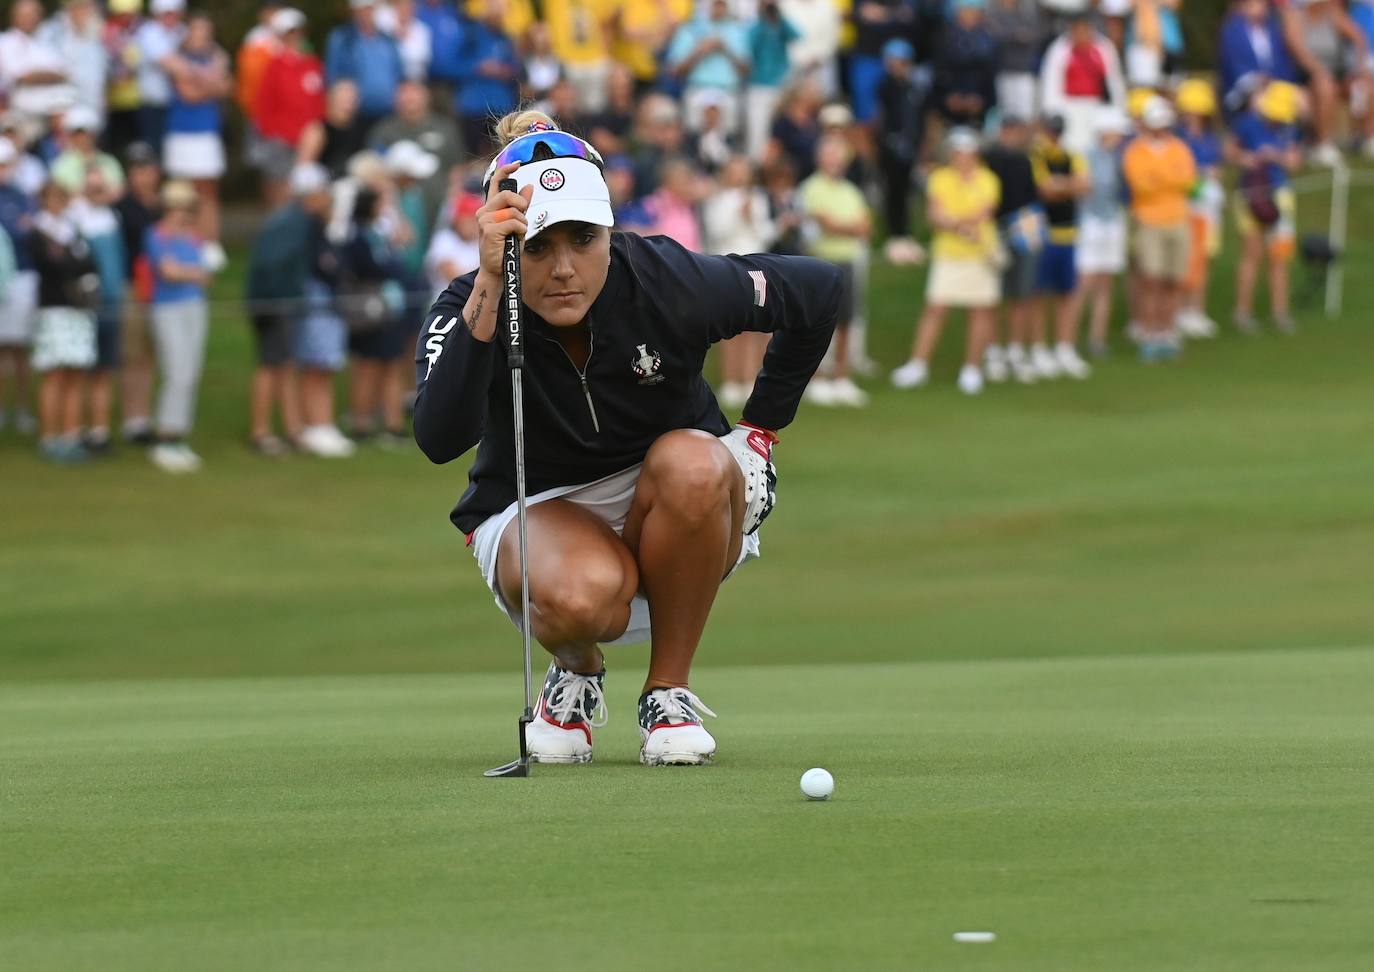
383,140,440,180
1142,96,1176,130
945,126,981,153
289,162,330,196
818,103,854,128
270,7,306,33
1094,105,1132,136
149,0,185,14
0,137,16,165
349,0,376,8
62,105,101,133
513,158,613,242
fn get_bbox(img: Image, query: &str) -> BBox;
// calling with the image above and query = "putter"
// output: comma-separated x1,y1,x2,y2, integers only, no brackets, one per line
486,178,534,779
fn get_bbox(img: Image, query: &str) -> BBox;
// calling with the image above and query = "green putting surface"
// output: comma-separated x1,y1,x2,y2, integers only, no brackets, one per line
4,650,1373,971
4,173,1374,968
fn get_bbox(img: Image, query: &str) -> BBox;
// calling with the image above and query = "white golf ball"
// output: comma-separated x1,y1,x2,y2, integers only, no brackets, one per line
800,767,834,800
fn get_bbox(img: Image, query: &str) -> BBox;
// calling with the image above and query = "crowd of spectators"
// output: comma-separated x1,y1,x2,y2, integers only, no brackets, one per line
0,0,1369,465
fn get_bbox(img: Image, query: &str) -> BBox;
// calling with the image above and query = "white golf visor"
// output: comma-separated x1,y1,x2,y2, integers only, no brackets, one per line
512,157,614,241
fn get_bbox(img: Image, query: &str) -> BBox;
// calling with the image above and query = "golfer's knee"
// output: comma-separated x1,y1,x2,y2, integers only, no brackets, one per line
644,431,735,523
534,558,630,643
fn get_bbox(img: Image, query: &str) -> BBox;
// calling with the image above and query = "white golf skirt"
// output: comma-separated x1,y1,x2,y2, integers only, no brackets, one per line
470,460,761,646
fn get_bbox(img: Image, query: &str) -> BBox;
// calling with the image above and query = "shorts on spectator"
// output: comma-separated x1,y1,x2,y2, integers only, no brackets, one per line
122,301,153,362
847,55,884,123
252,313,295,367
0,270,38,346
164,132,226,180
1233,186,1297,252
1037,241,1079,294
927,257,1002,309
1077,214,1128,275
95,311,123,369
246,131,298,182
31,307,97,372
1134,221,1192,281
294,280,347,371
1001,244,1039,300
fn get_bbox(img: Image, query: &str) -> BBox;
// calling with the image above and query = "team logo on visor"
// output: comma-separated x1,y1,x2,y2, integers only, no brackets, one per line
539,168,565,191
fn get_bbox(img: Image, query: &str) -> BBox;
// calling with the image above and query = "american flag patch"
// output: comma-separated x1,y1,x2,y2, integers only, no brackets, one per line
748,270,767,307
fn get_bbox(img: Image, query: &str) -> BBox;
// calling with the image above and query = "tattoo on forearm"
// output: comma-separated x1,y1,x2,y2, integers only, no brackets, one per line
467,290,488,333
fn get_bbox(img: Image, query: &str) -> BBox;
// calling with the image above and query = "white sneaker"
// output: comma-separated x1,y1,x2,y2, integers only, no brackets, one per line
149,442,196,473
804,378,839,406
175,443,203,471
983,344,1010,383
827,376,870,407
1311,143,1343,168
527,663,607,764
202,241,227,273
1030,343,1061,380
639,687,717,766
890,359,929,389
1054,342,1091,380
1177,309,1218,339
956,364,984,395
298,424,356,458
1006,344,1037,384
717,381,748,408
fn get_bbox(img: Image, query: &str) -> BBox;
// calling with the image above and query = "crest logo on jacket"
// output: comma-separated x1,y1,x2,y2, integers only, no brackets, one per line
631,344,664,385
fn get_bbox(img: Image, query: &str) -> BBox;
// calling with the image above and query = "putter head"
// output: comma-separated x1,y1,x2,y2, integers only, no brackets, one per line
483,757,529,778
483,711,534,778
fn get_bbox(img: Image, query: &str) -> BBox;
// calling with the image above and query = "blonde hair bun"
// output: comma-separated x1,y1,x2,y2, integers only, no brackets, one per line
493,109,560,148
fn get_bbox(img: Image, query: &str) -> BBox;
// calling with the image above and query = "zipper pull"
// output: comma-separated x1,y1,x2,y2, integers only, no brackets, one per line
579,376,601,434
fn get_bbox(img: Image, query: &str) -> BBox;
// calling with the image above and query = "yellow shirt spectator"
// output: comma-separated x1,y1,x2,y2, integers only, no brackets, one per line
798,172,870,263
544,0,617,66
466,0,535,41
1122,134,1197,227
927,165,1000,261
614,0,690,82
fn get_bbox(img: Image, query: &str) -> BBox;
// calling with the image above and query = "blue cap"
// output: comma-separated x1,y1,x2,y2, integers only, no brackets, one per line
953,0,987,9
882,38,914,61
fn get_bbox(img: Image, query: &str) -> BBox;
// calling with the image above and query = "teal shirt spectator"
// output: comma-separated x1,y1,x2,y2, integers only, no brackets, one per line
668,14,750,91
397,186,430,279
247,201,318,306
748,13,800,87
0,223,14,295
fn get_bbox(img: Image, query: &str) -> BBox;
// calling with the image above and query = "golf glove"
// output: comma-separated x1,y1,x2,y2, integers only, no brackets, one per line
720,422,778,535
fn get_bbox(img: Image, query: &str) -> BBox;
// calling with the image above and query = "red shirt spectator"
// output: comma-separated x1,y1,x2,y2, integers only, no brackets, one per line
253,42,325,147
1063,41,1108,98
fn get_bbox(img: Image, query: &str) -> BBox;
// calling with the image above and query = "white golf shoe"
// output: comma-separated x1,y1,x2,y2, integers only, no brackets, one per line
983,344,1010,383
827,376,870,407
639,687,717,766
956,364,984,395
1054,342,1092,380
527,663,607,764
1030,343,1061,380
1006,344,1037,384
890,359,929,389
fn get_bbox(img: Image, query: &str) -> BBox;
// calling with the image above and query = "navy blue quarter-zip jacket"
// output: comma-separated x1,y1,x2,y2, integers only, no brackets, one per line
413,232,842,535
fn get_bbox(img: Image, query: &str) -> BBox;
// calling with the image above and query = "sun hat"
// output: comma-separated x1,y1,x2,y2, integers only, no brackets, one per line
945,126,981,153
61,105,101,134
384,140,440,180
269,7,307,33
1175,79,1217,117
1257,80,1301,125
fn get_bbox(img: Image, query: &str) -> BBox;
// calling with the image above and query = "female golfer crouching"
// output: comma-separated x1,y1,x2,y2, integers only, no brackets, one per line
414,110,840,765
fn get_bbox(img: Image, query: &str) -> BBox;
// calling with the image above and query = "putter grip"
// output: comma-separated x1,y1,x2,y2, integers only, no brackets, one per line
499,178,523,370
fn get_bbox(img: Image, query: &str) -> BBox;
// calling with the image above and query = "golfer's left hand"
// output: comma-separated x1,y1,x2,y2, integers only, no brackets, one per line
720,422,778,535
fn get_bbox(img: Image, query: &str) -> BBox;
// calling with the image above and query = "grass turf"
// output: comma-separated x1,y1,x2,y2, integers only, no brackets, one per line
3,171,1373,968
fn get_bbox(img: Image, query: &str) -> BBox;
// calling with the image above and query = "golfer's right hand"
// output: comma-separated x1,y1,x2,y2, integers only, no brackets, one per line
477,161,534,279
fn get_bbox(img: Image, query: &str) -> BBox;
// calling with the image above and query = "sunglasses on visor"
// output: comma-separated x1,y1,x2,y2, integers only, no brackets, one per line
482,129,605,191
